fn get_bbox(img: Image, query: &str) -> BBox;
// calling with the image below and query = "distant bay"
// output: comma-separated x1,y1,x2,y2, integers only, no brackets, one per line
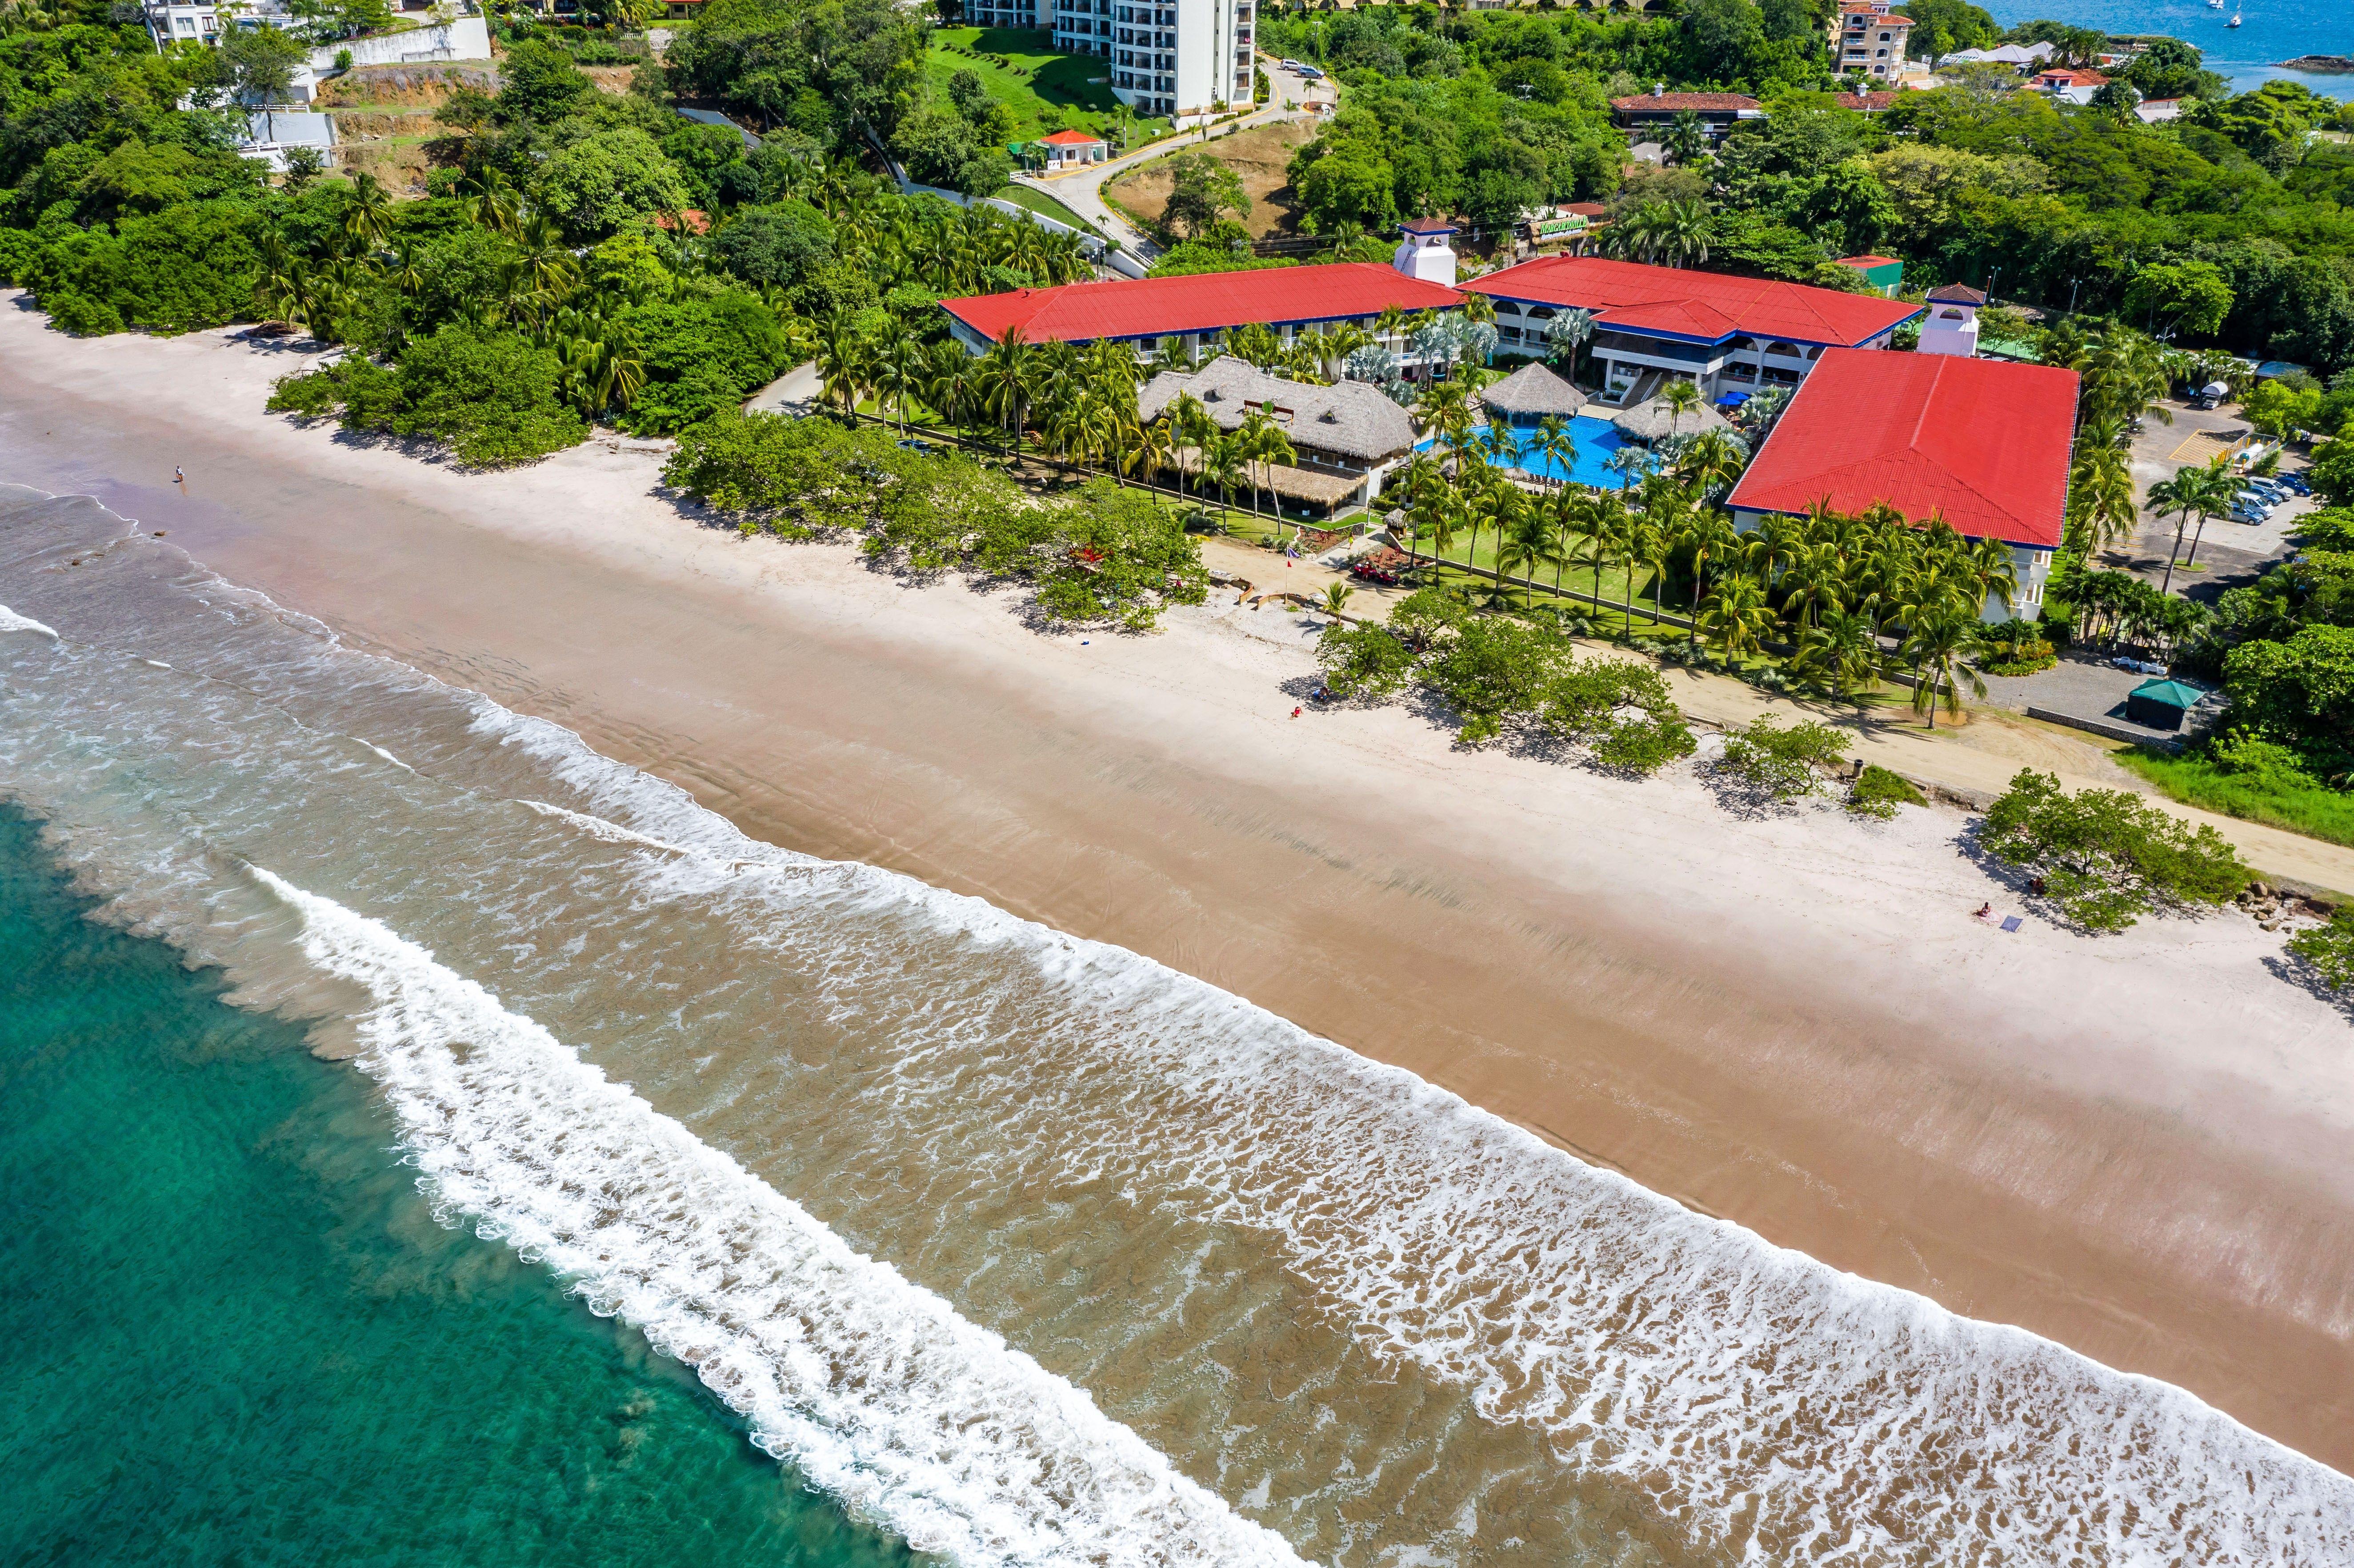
1981,0,2352,98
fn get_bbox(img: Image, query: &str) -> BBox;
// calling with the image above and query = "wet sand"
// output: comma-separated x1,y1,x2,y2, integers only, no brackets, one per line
5,305,2352,1472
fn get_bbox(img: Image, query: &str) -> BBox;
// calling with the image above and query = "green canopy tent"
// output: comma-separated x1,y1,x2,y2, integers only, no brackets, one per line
2125,678,2204,732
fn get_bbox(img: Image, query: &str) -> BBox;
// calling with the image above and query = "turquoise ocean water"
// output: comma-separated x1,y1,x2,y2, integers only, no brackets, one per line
1981,0,2351,97
0,804,910,1568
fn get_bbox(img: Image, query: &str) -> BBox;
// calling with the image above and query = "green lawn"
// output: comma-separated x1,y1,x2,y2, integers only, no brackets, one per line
989,182,1105,240
925,28,1169,148
2114,748,2354,848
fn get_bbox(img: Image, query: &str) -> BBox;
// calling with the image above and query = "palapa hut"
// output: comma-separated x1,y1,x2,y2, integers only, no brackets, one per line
1479,361,1587,428
1611,392,1735,444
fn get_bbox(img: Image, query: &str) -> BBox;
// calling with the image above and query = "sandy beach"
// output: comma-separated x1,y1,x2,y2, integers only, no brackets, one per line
5,299,2353,1473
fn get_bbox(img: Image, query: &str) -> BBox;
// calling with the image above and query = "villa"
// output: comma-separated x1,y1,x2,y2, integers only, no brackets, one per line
1462,256,1922,405
1609,88,1766,144
1726,348,2081,621
939,262,1464,364
1137,355,1418,512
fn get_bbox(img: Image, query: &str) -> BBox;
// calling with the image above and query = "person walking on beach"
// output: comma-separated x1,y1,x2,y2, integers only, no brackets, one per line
173,466,184,487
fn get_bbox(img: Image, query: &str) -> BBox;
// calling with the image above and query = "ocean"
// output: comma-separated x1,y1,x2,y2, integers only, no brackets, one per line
4,480,2353,1566
1982,0,2353,98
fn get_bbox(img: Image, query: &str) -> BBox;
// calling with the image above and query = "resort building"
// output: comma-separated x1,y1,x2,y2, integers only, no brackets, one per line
1834,0,1912,79
1462,256,1922,405
1138,355,1418,512
1609,88,1766,145
1392,218,1460,287
940,262,1464,364
1080,0,1255,124
1726,348,2080,621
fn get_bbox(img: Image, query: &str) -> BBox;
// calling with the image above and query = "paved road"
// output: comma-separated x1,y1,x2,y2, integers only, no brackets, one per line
1013,60,1337,260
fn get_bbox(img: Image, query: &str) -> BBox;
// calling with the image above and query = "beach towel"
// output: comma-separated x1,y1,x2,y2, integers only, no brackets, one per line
2000,916,2022,932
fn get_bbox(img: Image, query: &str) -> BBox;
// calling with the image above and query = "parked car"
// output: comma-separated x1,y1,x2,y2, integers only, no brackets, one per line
2279,473,2313,495
1296,65,1324,80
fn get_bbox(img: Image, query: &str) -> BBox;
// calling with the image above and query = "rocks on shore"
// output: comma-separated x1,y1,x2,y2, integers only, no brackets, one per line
2278,55,2354,74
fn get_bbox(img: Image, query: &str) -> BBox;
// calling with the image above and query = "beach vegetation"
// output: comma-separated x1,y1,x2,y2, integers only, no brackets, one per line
1979,768,2250,933
1315,604,1693,772
2115,737,2354,850
1717,714,1847,801
2286,909,2354,992
267,327,588,468
663,412,1207,631
1848,764,1924,820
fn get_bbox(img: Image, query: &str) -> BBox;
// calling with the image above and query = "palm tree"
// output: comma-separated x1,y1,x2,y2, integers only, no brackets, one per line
1532,413,1578,483
1678,508,1739,656
814,312,869,416
2176,458,2241,575
870,335,927,436
1793,603,1886,704
1201,432,1247,516
1497,503,1551,610
1698,573,1772,668
343,172,392,252
1659,377,1702,436
461,168,521,238
1901,612,1988,728
1234,408,1295,531
1542,306,1598,376
1673,429,1747,498
1629,513,1673,629
975,328,1037,447
1392,454,1449,564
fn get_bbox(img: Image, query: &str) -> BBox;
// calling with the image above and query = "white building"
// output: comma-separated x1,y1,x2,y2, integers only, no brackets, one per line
144,2,490,105
1391,218,1457,288
959,0,1249,126
1916,283,1984,359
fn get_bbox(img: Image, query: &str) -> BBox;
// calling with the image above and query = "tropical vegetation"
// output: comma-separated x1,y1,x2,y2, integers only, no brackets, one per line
1980,768,2250,932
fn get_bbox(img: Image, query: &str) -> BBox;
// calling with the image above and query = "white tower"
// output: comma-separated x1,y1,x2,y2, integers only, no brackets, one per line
1918,283,1984,358
1392,218,1459,288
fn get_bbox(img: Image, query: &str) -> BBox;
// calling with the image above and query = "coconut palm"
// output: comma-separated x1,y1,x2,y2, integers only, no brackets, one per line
342,172,393,252
813,312,869,416
974,327,1037,446
1532,413,1578,483
1900,611,1988,728
1698,572,1773,668
1673,429,1747,497
1793,603,1886,703
869,335,927,436
1234,408,1296,530
1497,503,1552,610
1659,377,1702,436
1321,581,1355,620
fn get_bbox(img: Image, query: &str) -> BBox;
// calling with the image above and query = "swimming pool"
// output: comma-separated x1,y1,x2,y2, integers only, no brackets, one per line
1413,416,1637,490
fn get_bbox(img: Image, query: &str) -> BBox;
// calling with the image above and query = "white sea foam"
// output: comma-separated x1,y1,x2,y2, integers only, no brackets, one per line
0,604,59,638
251,866,1310,1568
467,697,2354,1567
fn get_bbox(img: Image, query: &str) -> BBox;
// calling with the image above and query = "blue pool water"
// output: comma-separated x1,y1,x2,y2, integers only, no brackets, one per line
1414,416,1636,489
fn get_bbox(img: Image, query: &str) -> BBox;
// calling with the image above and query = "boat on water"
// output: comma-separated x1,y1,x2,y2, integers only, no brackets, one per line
2228,9,2242,26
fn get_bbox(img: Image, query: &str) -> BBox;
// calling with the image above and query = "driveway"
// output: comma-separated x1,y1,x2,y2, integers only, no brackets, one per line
1015,60,1337,259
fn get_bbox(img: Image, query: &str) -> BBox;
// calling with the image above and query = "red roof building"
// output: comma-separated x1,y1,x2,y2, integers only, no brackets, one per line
1727,349,2080,614
940,262,1465,352
1466,256,1921,400
1609,89,1766,144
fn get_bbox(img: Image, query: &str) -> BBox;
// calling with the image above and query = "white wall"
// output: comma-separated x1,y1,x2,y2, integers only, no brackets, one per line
309,15,489,72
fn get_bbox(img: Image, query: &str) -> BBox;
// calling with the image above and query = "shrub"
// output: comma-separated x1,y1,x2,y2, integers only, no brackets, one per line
1421,615,1569,744
1541,658,1694,775
1718,715,1848,801
1317,621,1417,700
1980,768,2250,932
266,329,586,468
2287,909,2354,990
1849,764,1925,820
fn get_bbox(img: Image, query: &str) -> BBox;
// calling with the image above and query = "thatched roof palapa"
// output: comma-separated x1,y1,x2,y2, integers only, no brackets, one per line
1611,394,1734,444
1480,361,1588,421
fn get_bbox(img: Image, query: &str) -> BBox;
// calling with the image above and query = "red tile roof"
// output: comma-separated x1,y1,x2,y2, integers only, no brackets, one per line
940,263,1464,345
1039,128,1105,145
1465,257,1921,347
2037,68,2110,85
1727,349,2080,548
1611,93,1762,113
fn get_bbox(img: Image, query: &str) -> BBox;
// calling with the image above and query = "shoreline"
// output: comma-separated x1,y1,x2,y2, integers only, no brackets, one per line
5,303,2353,1474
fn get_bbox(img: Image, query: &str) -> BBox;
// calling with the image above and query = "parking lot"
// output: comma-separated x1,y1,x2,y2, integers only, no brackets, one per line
2111,397,2312,602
